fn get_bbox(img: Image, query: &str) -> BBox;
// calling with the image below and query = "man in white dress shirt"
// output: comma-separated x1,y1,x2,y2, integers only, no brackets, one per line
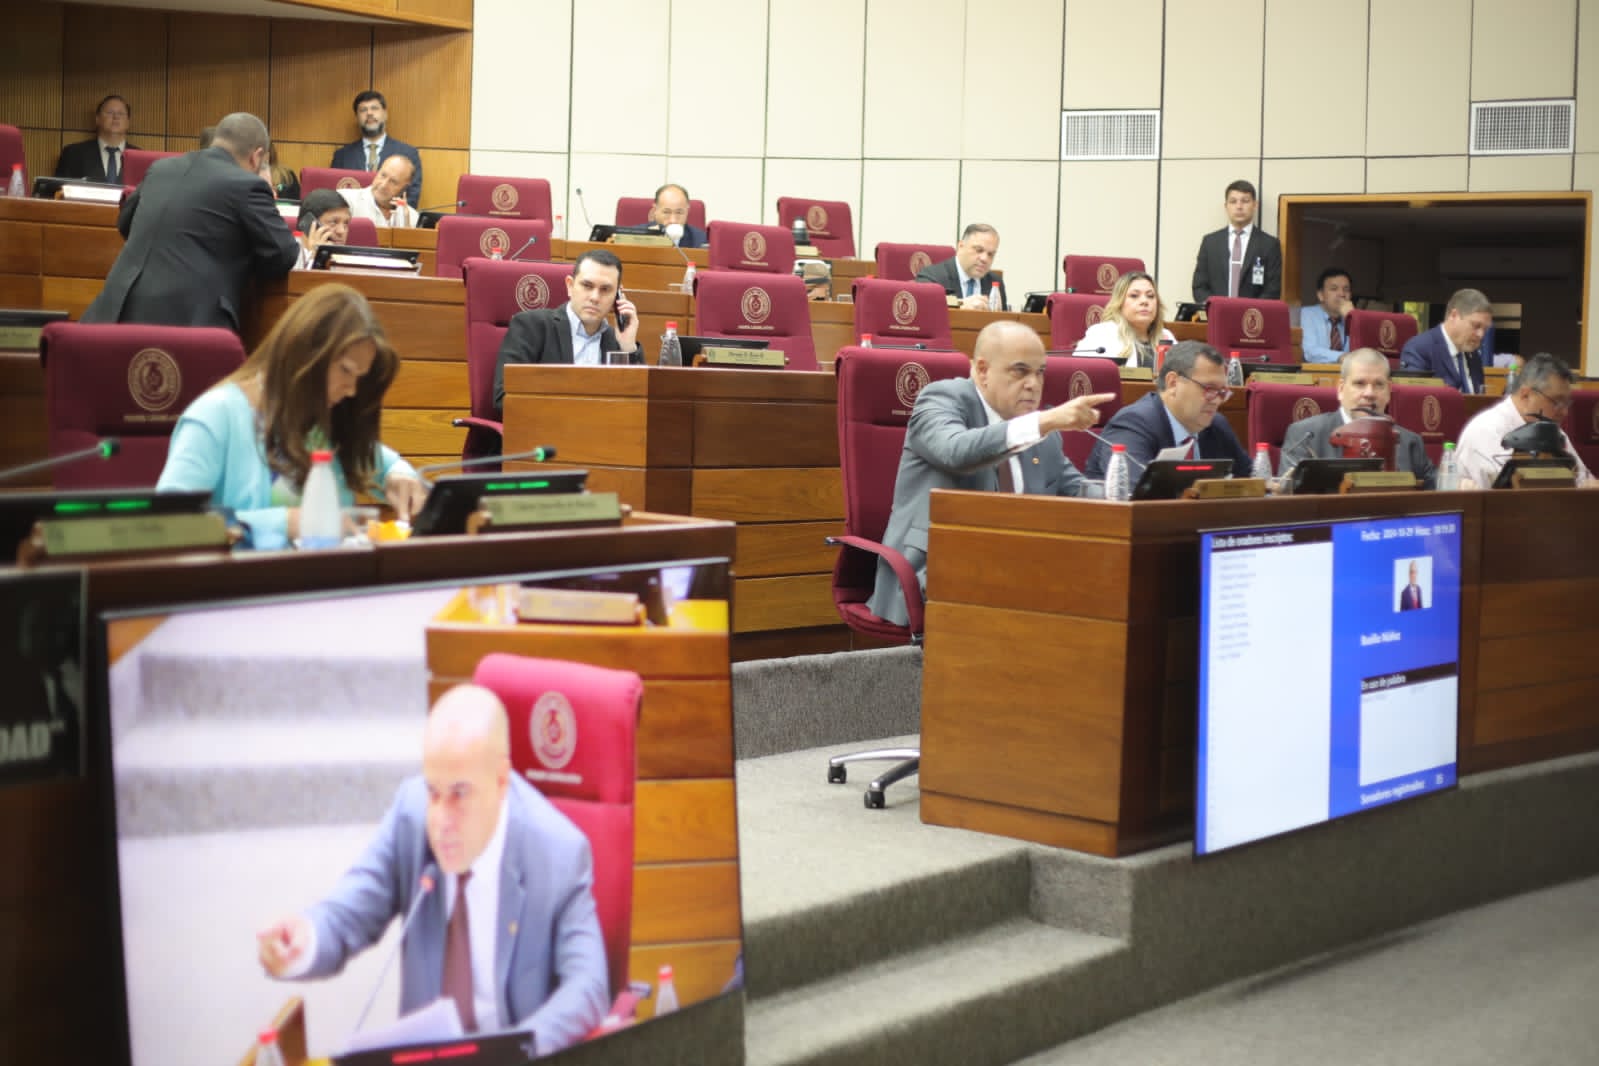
340,155,419,229
1456,351,1592,488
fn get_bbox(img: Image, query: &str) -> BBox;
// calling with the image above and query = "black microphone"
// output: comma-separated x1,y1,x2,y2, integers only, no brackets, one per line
416,445,558,484
415,198,467,214
350,863,440,1035
574,187,593,232
506,234,539,261
0,438,119,484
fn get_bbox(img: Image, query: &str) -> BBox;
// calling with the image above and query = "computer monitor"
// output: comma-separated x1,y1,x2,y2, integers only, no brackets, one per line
1288,457,1384,495
1132,459,1234,500
0,488,211,562
409,469,589,536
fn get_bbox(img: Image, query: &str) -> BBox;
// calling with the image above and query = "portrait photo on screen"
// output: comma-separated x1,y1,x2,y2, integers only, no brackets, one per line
99,561,739,1066
1394,556,1432,613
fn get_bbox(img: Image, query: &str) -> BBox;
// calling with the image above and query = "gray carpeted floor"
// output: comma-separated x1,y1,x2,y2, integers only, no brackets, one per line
1015,873,1599,1066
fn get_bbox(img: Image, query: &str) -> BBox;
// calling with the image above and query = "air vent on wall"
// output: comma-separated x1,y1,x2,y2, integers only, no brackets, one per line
1470,100,1574,155
1060,110,1160,161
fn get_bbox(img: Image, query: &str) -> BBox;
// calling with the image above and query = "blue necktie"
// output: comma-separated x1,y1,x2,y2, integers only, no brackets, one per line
965,277,976,299
105,147,120,184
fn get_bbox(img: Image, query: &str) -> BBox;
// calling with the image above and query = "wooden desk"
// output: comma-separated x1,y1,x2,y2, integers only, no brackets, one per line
0,195,121,316
501,364,843,655
918,488,1599,857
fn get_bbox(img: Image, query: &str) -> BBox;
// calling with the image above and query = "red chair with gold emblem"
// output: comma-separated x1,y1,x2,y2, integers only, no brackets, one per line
298,166,373,198
615,195,706,229
435,216,554,279
1062,254,1146,296
693,270,817,370
706,221,795,274
457,174,553,222
776,197,855,259
1248,381,1338,471
39,322,246,489
1206,296,1297,365
1346,309,1419,369
851,278,953,349
1389,383,1465,465
1045,293,1110,351
1042,356,1123,470
874,242,955,283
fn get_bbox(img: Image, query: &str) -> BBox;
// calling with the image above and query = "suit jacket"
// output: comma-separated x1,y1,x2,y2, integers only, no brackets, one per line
493,306,643,413
301,775,608,1055
1084,391,1252,479
1399,584,1424,611
53,138,140,183
331,136,423,205
677,224,708,249
1191,226,1283,303
80,147,299,330
915,257,1008,312
1399,325,1486,394
867,377,1092,626
1279,409,1438,489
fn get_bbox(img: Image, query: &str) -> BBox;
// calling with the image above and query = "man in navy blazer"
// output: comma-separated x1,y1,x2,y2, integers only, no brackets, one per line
650,183,707,248
53,94,139,183
916,223,1008,311
257,685,608,1056
330,90,422,206
1399,288,1493,394
1399,561,1425,611
1085,340,1252,479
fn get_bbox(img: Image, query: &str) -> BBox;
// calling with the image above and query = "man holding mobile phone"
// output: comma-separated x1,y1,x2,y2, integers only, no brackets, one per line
293,189,354,269
491,249,644,422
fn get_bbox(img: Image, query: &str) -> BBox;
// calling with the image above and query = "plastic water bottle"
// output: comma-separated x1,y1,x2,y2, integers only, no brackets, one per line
1105,443,1131,502
1251,443,1273,483
553,213,565,240
1226,351,1244,387
859,333,873,348
790,217,808,247
299,450,342,549
1437,441,1460,491
655,964,679,1016
254,1029,286,1066
6,164,24,198
659,321,683,367
1503,358,1521,395
681,258,696,295
987,283,1002,312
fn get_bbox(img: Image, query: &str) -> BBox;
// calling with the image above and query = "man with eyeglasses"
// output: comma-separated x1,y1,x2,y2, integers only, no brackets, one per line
54,94,139,184
1279,348,1436,488
1456,351,1592,488
866,321,1116,627
1085,340,1251,480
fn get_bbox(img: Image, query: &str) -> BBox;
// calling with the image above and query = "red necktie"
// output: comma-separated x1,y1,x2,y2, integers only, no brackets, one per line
443,871,477,1032
1181,435,1196,459
995,458,1016,493
1328,317,1342,350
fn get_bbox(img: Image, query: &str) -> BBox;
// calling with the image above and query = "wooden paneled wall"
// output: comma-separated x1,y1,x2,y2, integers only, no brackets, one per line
0,2,471,210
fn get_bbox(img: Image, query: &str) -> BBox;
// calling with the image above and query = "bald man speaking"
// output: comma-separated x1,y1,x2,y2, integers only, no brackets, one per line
257,685,608,1055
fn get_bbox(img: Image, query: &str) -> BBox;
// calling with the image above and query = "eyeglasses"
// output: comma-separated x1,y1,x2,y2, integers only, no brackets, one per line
1532,387,1573,412
100,110,128,119
1173,372,1232,401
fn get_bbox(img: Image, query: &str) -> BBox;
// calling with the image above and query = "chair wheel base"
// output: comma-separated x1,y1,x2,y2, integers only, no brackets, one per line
827,764,847,784
864,789,886,809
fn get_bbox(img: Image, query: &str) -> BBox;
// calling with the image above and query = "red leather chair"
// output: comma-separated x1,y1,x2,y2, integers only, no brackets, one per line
1247,381,1338,470
1562,389,1599,475
615,195,706,229
1206,296,1297,365
1346,309,1419,368
292,214,378,247
874,242,955,283
1043,356,1123,471
299,166,373,197
1045,293,1110,351
435,216,554,279
706,221,795,274
694,271,817,370
457,174,553,222
851,278,953,349
39,322,247,489
826,346,974,806
1062,254,1146,295
0,125,25,181
458,257,574,461
471,652,644,1019
776,197,855,258
121,148,180,187
1389,383,1465,464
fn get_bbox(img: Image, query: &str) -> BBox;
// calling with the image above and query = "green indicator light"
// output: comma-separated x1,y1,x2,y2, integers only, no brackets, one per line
53,501,104,514
105,500,154,512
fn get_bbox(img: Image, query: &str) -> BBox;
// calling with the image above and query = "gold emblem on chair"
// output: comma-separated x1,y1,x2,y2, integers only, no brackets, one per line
1086,304,1105,326
530,691,577,771
128,348,181,413
1422,395,1442,432
336,176,362,190
895,361,931,411
1069,370,1092,399
891,290,917,326
743,231,767,263
907,250,933,276
1379,319,1398,351
806,204,828,234
491,183,519,213
741,286,772,325
1096,263,1118,293
1242,308,1265,339
1292,397,1320,422
479,227,510,258
515,274,550,311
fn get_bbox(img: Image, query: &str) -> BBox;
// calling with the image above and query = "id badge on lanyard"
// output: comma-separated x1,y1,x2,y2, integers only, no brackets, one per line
1251,258,1265,286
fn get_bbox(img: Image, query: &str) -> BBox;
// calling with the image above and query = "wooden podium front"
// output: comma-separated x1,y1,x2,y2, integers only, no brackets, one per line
501,364,842,653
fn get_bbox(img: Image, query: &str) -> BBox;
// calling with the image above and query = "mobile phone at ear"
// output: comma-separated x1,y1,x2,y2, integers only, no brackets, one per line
615,288,630,331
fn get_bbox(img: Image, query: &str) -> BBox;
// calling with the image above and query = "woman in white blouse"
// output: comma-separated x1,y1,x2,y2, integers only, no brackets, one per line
1080,271,1176,369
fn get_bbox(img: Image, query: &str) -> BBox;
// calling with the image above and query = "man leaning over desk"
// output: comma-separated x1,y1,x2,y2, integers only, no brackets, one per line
916,223,1008,311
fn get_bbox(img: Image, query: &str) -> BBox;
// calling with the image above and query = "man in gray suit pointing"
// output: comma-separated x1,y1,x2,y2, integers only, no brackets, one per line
257,685,607,1055
867,321,1115,627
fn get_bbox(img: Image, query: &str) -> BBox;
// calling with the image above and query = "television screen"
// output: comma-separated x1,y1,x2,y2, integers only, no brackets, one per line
98,559,740,1064
1196,513,1463,855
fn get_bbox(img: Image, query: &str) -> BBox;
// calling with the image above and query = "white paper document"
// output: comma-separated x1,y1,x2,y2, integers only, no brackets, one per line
341,997,464,1056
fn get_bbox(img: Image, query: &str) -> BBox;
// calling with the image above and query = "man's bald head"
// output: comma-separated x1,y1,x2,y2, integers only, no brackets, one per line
972,320,1047,420
425,684,510,762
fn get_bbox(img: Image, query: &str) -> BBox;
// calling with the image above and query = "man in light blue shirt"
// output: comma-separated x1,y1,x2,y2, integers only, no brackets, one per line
1299,266,1355,363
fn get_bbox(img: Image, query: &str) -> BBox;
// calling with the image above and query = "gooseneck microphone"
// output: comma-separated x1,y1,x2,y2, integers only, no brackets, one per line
351,863,440,1035
415,199,468,214
574,187,594,232
506,234,539,261
416,446,559,485
0,438,120,483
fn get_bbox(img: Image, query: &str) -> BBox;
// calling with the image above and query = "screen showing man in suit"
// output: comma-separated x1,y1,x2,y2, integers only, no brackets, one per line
915,223,1007,311
53,93,137,183
1397,558,1429,612
1191,179,1282,303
